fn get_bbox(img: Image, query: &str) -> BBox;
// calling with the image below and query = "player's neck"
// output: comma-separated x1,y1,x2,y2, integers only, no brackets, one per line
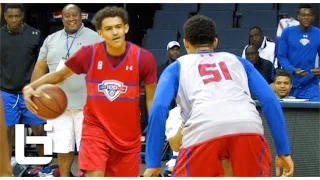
195,47,213,53
300,25,311,31
105,42,127,57
278,94,289,99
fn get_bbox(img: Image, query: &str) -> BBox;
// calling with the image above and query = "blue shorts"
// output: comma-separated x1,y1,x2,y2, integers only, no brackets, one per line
1,91,45,127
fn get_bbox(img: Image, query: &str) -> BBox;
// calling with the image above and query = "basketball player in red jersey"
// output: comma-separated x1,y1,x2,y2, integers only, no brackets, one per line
22,6,157,177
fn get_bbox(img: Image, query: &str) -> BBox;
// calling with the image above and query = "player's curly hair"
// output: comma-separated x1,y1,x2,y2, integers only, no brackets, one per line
91,6,129,30
183,15,216,47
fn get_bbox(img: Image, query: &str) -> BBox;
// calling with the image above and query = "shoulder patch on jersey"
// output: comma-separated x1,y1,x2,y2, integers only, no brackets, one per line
98,80,128,101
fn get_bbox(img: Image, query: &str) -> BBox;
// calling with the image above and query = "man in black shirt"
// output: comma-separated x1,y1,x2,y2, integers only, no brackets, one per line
245,45,275,84
157,41,181,79
157,41,181,110
1,3,45,160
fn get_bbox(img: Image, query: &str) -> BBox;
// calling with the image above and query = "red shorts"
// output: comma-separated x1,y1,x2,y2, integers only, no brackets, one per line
173,134,271,177
78,138,141,177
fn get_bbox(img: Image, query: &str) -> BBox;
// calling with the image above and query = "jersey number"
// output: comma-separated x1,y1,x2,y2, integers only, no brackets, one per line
198,62,232,84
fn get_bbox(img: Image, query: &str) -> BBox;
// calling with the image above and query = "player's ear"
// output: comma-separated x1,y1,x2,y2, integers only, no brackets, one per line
183,39,191,54
183,38,189,49
97,30,103,38
213,37,218,49
124,24,129,34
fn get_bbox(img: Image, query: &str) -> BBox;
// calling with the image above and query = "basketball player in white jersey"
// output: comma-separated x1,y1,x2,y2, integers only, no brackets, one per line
143,15,294,177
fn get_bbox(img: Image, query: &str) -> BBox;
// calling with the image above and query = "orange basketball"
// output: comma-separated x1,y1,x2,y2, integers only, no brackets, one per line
32,84,67,120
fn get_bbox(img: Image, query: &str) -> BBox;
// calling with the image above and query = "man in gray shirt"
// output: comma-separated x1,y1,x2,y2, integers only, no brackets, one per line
30,4,102,177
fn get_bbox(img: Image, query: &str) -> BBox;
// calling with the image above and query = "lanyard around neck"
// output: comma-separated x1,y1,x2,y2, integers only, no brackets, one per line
65,30,78,59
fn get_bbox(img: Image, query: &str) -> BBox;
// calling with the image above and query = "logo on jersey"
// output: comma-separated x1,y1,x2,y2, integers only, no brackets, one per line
126,65,133,71
300,35,310,46
98,80,127,101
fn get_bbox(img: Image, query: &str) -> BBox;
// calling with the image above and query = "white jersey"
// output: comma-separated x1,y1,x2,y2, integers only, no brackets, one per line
165,106,182,168
276,18,300,38
176,52,264,148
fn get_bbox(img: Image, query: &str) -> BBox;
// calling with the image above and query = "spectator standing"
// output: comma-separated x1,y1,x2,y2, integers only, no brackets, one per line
30,4,102,177
0,3,45,163
157,41,181,79
157,41,181,111
278,4,320,101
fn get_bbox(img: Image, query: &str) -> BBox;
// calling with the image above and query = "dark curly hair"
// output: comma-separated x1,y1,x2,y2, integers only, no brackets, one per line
275,69,292,84
183,15,216,47
5,3,24,12
91,6,129,30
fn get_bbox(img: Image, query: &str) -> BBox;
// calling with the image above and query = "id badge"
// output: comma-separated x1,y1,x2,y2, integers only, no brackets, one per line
56,59,66,71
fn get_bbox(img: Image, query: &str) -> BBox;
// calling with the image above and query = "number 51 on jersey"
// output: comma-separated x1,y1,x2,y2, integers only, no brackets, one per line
198,62,233,84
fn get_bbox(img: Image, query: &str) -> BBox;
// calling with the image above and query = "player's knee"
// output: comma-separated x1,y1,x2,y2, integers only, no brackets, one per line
85,171,104,177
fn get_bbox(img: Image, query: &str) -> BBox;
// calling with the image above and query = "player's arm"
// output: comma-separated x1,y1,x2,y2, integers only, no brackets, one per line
238,57,290,156
277,28,296,75
145,84,156,113
144,61,180,176
168,124,183,152
139,50,157,113
23,46,93,114
0,95,12,177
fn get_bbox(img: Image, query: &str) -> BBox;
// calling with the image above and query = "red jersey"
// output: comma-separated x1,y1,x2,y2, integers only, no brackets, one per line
65,42,157,153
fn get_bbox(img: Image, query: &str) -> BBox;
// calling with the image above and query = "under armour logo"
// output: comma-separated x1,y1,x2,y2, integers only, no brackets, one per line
32,31,38,35
126,65,133,71
97,61,103,70
303,35,308,38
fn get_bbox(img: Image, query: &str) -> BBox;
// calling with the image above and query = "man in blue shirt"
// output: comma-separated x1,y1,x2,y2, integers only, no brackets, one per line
278,4,320,101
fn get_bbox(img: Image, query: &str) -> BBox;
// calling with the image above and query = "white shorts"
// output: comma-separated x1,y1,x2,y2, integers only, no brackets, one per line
47,109,83,153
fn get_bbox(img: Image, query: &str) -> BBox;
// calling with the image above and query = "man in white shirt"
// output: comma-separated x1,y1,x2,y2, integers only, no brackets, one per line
242,27,276,68
276,17,300,39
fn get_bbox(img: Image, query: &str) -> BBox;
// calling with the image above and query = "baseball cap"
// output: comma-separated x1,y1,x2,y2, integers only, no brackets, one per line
167,41,180,50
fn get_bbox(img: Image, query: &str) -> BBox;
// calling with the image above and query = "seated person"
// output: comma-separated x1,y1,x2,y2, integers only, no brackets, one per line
245,45,275,84
164,106,233,177
273,70,295,99
242,26,276,68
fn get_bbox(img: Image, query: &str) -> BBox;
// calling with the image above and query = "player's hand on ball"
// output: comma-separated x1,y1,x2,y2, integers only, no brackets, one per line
22,85,39,114
143,168,161,177
275,155,294,177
